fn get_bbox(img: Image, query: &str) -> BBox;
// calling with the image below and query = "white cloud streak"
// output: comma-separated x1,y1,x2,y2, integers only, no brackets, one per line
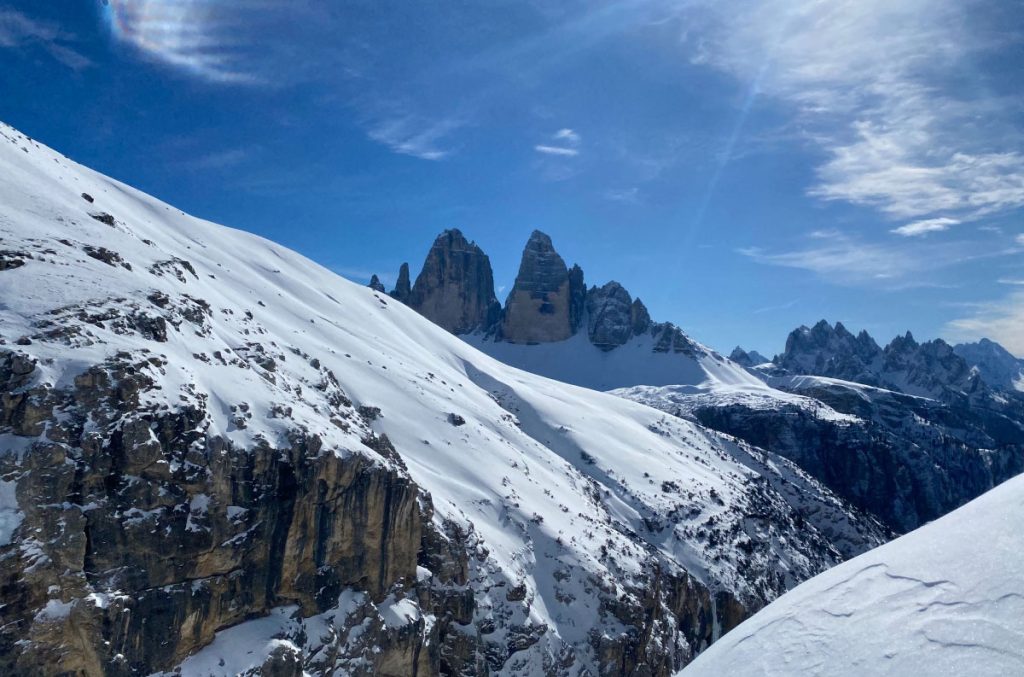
367,114,463,161
891,217,959,237
535,144,579,157
685,0,1024,227
534,127,582,157
946,291,1024,356
554,128,581,143
0,9,92,70
739,229,1015,287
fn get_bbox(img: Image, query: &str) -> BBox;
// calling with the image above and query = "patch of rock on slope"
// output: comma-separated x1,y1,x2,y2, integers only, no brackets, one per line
0,122,885,676
680,473,1024,677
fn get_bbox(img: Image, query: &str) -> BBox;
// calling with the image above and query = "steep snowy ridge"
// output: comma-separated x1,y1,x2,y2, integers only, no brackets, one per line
680,473,1024,676
0,123,886,675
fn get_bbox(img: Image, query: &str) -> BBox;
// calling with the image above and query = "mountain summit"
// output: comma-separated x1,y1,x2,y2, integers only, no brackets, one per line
499,230,582,343
404,228,501,334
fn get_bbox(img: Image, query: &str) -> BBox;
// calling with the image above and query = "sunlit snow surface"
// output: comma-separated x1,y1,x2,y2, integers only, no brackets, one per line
681,474,1024,677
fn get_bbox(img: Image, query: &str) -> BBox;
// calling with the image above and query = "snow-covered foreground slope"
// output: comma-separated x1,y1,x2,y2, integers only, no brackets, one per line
0,123,886,675
680,474,1024,677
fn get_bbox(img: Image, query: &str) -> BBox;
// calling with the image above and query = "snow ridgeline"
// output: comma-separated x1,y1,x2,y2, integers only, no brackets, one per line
0,122,885,675
681,474,1024,676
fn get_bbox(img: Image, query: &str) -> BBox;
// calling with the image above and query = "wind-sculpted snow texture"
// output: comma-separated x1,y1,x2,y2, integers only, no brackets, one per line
680,473,1024,677
0,123,886,676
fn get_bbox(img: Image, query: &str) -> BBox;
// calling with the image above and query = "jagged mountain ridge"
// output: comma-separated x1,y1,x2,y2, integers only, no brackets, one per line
773,319,985,400
954,338,1024,393
0,123,888,676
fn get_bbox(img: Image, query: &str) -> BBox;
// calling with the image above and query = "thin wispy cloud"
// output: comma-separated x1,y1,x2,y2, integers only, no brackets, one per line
535,145,579,157
534,127,582,157
0,9,92,70
684,0,1024,228
739,232,918,284
753,298,800,314
946,291,1024,356
891,217,959,237
367,114,463,161
184,148,251,171
554,128,581,144
739,229,1011,287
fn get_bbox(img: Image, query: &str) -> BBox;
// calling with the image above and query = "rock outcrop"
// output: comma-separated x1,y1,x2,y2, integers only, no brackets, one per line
406,229,501,334
882,332,980,397
585,281,654,350
389,262,411,303
499,231,578,343
729,347,769,368
367,274,386,293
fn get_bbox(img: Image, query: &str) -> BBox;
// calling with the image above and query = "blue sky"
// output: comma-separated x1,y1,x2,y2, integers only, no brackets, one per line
2,1,1023,356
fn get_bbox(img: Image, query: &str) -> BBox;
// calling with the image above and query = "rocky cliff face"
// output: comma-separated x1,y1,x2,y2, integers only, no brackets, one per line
396,228,728,388
0,350,435,676
585,282,653,351
405,229,501,334
499,231,578,343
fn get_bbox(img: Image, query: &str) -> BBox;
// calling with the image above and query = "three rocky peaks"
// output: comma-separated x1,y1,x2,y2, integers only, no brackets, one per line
371,228,656,350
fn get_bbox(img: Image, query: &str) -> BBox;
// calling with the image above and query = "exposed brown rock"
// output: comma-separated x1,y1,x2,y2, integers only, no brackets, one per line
499,231,575,343
407,230,500,334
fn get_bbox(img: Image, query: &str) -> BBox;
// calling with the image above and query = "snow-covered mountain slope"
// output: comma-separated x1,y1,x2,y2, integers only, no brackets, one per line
465,330,764,392
680,474,1024,677
0,123,887,675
